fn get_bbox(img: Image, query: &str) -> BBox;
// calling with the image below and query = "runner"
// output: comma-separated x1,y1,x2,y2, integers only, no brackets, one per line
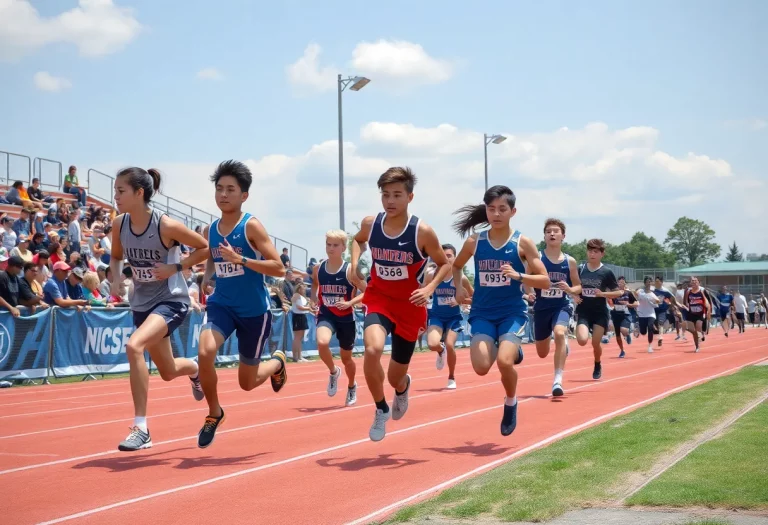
637,277,661,353
674,282,688,341
195,160,289,449
716,286,733,337
733,288,748,333
451,185,549,436
424,244,473,390
683,276,709,353
311,229,366,406
110,167,210,451
572,239,622,380
349,167,452,442
701,286,718,340
652,277,674,348
528,218,581,397
610,276,637,358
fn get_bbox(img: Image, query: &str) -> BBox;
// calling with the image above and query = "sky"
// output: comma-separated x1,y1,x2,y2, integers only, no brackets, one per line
1,0,767,269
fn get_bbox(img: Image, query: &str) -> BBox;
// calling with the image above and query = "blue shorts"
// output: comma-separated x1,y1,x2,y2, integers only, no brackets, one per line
428,315,464,335
719,308,730,320
203,303,272,366
533,306,572,342
132,301,189,338
468,313,527,345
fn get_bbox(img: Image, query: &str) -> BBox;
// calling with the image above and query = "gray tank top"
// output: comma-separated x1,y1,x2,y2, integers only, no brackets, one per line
120,210,189,312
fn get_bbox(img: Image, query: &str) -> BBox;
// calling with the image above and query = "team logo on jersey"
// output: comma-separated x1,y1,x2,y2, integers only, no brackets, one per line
0,322,11,367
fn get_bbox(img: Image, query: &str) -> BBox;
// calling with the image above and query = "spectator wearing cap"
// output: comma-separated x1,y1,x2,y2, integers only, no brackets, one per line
2,217,17,251
13,208,31,237
0,256,45,317
66,266,87,301
11,235,33,263
28,232,46,254
43,262,88,309
32,250,51,284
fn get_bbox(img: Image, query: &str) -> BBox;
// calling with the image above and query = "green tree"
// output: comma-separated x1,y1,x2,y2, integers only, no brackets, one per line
725,242,743,262
342,222,370,275
664,217,721,267
617,232,676,268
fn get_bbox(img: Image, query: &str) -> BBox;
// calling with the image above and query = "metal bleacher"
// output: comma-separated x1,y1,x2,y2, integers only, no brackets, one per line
1,150,309,269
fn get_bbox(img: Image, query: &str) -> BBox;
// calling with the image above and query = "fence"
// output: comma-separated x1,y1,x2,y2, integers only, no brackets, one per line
0,307,478,383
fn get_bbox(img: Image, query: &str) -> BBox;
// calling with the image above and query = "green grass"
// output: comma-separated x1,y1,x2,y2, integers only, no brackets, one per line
628,399,768,510
382,366,768,524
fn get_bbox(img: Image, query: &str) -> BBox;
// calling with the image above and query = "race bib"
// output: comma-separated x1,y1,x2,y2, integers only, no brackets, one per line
437,296,455,306
541,288,564,298
132,267,158,283
614,304,628,312
323,296,341,307
690,304,703,313
479,271,510,287
582,288,599,298
215,261,244,278
376,265,408,281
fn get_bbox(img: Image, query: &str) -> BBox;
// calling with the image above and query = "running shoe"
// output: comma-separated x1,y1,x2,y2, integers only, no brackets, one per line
446,378,457,390
190,374,204,401
327,366,341,397
552,382,564,397
118,426,152,451
345,383,357,406
436,344,446,370
626,334,632,345
592,362,602,380
501,400,518,436
197,409,225,449
648,345,654,353
618,349,626,358
270,350,288,393
392,374,411,420
369,408,391,441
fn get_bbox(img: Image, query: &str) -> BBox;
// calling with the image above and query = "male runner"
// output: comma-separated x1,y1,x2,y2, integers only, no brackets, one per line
683,276,709,353
350,167,452,442
573,239,622,380
311,229,366,406
716,286,733,337
529,218,581,396
610,276,637,358
424,244,473,389
195,160,288,448
652,277,674,348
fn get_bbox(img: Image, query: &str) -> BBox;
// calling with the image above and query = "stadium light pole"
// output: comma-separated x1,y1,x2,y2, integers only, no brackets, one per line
338,74,371,231
483,133,507,191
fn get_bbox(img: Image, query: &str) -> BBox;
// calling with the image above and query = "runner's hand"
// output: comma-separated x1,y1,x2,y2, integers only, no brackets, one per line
554,281,570,293
336,300,352,310
218,240,241,265
455,286,467,305
152,263,178,280
500,264,520,281
409,288,431,307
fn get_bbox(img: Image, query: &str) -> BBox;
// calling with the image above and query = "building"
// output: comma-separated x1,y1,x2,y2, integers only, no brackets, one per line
677,261,768,295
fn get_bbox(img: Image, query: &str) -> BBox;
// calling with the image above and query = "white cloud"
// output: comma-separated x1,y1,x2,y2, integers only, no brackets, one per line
285,43,337,92
33,71,72,92
286,40,456,93
196,68,223,81
98,121,757,268
0,0,142,62
350,40,454,84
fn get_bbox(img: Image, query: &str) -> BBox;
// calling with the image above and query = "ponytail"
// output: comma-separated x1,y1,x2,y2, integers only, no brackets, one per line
147,168,162,193
451,184,517,238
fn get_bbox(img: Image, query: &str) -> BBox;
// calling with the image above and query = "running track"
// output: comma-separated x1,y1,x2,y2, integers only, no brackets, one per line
1,330,766,525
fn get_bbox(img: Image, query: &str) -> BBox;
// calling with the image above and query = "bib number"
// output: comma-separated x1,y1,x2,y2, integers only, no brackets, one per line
479,271,509,287
541,288,564,298
614,304,628,312
215,261,244,278
437,296,455,306
323,296,341,307
132,267,157,283
582,288,599,298
376,265,408,281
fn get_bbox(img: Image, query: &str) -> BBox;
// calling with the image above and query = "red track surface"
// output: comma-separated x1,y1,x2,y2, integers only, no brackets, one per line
1,330,766,525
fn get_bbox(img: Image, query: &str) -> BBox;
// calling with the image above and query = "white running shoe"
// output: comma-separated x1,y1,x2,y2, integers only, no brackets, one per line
436,343,446,370
648,345,654,353
369,408,391,441
392,374,411,421
327,366,341,397
345,383,357,406
552,382,564,397
446,379,457,390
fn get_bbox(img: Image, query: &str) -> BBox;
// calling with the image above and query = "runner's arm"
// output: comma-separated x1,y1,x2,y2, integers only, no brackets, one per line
109,215,125,296
567,256,582,295
504,235,550,289
460,274,474,304
452,236,477,303
418,223,451,295
350,216,373,287
163,217,209,268
311,264,320,303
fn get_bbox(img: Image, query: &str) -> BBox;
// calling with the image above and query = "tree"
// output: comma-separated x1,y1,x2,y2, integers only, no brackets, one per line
664,217,721,267
617,232,676,268
342,222,370,275
725,242,743,262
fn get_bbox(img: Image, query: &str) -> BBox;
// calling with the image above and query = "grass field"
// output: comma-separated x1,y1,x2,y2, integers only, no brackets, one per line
384,366,768,524
628,399,768,509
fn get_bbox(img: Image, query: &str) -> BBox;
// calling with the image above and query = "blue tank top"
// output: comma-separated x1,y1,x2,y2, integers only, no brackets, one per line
207,213,271,317
431,277,461,319
471,230,527,319
317,260,355,320
534,251,571,311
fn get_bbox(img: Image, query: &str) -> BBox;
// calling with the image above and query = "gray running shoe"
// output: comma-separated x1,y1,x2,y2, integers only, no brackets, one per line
118,426,152,451
327,366,341,397
392,374,411,421
190,375,204,401
369,408,391,441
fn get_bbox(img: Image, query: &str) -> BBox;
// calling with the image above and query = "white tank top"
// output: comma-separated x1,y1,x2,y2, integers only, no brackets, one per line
291,294,308,314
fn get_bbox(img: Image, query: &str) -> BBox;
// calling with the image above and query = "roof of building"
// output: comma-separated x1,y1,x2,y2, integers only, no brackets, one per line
677,261,768,275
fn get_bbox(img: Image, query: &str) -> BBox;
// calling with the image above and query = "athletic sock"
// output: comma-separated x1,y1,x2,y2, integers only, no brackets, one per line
375,399,389,413
396,376,410,396
504,396,517,407
134,416,148,432
554,369,563,384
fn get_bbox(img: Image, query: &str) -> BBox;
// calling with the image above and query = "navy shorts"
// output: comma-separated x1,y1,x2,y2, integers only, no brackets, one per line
610,311,631,332
428,314,464,335
654,310,669,327
533,306,571,342
576,306,610,332
132,301,189,338
204,303,272,366
316,313,357,351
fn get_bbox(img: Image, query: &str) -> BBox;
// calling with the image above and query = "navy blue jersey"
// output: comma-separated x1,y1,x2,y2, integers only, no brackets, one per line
653,287,673,312
430,277,461,319
534,251,571,312
612,289,636,315
317,260,355,319
366,213,427,300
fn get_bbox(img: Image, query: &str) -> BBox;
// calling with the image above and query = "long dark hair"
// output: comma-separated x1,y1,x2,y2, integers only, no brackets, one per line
116,167,162,204
452,185,516,237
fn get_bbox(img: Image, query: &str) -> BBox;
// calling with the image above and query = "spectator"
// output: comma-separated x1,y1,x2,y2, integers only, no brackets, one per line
28,232,46,254
188,273,205,312
0,256,44,316
19,262,47,312
10,235,33,263
12,208,32,237
68,209,82,254
82,271,113,307
27,178,53,205
1,217,17,251
63,166,87,206
32,250,51,284
32,212,45,237
280,247,290,266
0,248,8,273
290,282,314,363
42,261,88,309
99,225,112,264
4,181,44,211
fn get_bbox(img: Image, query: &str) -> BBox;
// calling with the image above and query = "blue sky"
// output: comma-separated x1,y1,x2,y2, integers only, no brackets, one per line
1,0,766,266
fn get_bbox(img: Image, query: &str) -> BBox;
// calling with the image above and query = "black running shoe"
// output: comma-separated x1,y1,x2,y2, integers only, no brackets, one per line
592,362,602,380
270,350,288,393
501,401,518,436
198,409,225,449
